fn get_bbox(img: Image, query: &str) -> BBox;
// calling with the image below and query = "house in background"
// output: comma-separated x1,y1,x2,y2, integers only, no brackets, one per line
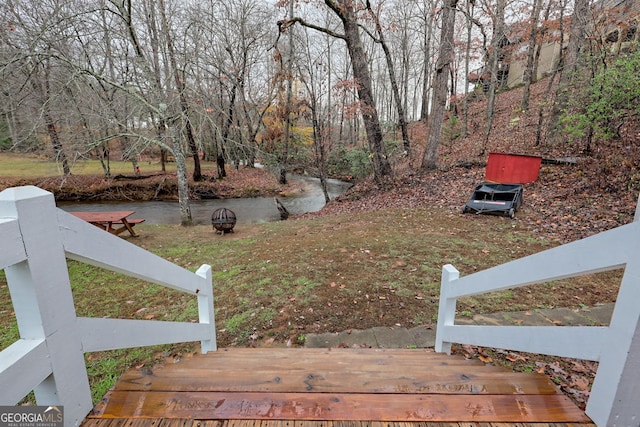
503,25,565,88
469,0,639,91
468,19,568,92
596,0,640,55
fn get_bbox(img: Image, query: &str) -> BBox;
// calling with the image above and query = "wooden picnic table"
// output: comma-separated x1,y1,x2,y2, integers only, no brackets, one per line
71,211,145,237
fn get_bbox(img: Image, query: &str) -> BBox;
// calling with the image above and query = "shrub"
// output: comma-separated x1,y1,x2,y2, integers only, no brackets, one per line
562,51,640,141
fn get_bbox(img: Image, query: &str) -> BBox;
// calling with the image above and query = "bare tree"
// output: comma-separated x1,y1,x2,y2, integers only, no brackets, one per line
279,0,295,185
363,1,411,154
549,0,591,138
189,0,277,174
1,1,77,174
298,27,332,202
279,0,392,183
460,0,480,137
106,0,194,225
480,0,506,155
157,0,202,182
521,0,544,110
535,0,568,146
421,0,458,170
416,0,438,123
37,57,72,176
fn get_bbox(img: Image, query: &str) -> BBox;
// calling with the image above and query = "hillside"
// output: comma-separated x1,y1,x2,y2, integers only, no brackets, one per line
312,78,640,244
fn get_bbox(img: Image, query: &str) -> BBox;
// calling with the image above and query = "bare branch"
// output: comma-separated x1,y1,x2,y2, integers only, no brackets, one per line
277,17,346,41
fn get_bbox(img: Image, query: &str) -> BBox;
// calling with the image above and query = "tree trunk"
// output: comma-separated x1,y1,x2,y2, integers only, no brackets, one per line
481,0,506,155
462,1,475,137
46,117,71,176
366,2,410,154
549,0,589,138
522,0,543,111
535,1,567,146
420,6,435,122
172,134,193,226
332,1,392,181
421,0,458,170
280,0,294,185
219,81,240,179
41,60,71,176
158,0,202,182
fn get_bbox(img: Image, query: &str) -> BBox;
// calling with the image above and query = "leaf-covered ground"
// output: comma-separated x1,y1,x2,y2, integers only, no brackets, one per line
309,79,640,245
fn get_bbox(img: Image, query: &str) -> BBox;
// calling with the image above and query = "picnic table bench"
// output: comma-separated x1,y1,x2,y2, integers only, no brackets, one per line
71,211,145,237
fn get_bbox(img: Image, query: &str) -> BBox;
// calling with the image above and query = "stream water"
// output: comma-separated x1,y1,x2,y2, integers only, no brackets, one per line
59,175,352,226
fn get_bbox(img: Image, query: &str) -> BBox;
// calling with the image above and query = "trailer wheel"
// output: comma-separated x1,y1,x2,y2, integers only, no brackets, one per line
508,208,515,219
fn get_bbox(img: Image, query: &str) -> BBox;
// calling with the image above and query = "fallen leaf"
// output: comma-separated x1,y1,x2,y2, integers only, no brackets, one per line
462,344,476,354
571,361,589,373
478,354,493,363
506,353,526,362
572,376,590,391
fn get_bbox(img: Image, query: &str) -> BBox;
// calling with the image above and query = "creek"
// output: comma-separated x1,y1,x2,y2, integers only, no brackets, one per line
59,175,352,226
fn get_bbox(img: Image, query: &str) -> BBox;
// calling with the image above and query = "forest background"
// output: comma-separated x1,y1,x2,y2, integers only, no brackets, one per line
1,0,638,223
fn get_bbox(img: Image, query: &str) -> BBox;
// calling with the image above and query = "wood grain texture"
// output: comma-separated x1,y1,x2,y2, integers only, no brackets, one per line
85,348,594,426
95,391,590,422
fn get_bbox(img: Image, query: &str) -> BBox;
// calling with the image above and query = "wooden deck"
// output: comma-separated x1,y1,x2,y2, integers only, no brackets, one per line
82,348,594,427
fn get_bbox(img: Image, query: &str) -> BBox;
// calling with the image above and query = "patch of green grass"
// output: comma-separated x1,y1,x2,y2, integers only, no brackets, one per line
258,308,278,324
0,153,223,178
225,312,249,335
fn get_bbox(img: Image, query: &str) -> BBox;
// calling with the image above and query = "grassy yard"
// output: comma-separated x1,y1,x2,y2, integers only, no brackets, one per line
0,152,221,178
0,204,621,404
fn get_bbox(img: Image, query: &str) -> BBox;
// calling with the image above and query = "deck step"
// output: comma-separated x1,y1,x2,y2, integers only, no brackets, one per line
86,348,593,425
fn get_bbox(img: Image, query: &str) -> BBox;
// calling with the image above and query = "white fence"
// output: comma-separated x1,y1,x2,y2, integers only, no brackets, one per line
436,196,640,427
0,186,216,427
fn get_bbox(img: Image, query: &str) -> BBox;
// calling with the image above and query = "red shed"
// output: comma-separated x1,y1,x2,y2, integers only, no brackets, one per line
485,152,542,184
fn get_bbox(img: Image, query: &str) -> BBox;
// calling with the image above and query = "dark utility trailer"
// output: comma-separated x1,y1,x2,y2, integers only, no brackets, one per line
463,183,524,219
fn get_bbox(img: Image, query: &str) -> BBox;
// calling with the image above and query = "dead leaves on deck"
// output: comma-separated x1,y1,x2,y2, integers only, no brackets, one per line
455,344,598,410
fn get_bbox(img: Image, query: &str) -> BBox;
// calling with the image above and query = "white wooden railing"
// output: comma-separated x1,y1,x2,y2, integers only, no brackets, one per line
436,196,640,427
0,186,216,427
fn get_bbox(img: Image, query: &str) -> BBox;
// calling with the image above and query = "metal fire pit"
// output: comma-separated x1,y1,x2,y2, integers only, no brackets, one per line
211,208,236,234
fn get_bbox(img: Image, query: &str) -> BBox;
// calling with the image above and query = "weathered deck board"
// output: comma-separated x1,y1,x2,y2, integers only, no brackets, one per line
94,391,588,422
81,421,595,427
84,348,594,426
113,348,557,395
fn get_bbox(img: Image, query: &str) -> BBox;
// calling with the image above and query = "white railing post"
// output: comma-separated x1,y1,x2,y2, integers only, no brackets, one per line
435,264,459,354
0,186,93,427
196,264,217,353
434,193,640,426
1,185,218,426
587,199,640,426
